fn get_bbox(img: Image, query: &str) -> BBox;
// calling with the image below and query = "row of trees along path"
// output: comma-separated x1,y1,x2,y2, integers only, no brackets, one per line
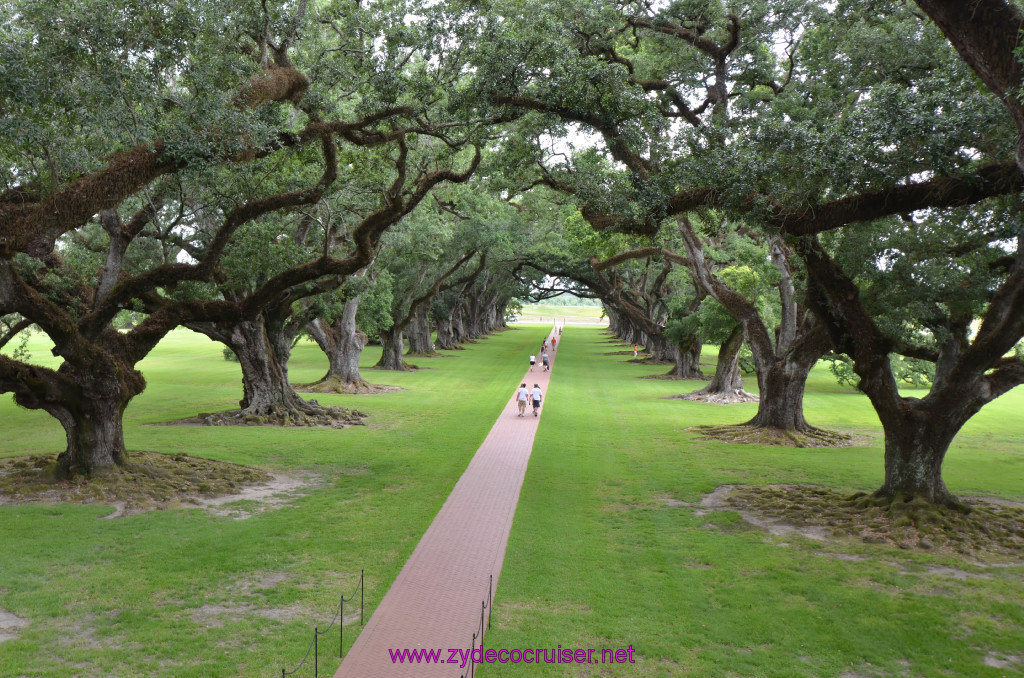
334,326,561,677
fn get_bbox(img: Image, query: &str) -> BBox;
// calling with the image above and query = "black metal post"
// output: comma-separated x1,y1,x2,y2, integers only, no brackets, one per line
470,631,476,678
314,627,318,678
488,575,493,629
360,569,364,625
340,597,344,659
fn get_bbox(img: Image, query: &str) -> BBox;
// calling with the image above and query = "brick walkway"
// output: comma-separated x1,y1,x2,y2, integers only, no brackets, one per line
334,328,561,677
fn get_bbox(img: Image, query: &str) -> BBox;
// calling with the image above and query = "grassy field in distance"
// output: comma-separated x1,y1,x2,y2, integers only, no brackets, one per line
514,304,607,324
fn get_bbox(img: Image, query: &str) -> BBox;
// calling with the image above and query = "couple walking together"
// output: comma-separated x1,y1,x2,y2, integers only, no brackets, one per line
516,383,543,417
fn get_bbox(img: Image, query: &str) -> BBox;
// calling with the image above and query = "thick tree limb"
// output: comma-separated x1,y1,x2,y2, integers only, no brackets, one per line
913,0,1024,170
772,163,1024,236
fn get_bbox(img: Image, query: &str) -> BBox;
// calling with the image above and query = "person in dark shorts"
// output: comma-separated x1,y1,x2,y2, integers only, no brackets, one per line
542,352,550,371
530,354,536,371
530,384,543,416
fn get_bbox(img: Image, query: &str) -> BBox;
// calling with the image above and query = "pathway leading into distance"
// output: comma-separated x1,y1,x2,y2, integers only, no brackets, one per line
334,327,562,677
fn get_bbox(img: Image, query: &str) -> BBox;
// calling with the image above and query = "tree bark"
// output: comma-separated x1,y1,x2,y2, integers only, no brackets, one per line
406,304,433,354
452,306,467,343
435,310,457,349
683,325,755,402
305,296,369,391
671,334,705,379
913,0,1024,171
877,414,959,505
49,374,135,475
376,326,408,370
744,342,819,429
647,333,673,363
229,318,316,416
2,338,143,474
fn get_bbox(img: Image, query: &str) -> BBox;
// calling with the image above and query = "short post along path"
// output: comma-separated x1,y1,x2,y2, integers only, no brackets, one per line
334,327,561,677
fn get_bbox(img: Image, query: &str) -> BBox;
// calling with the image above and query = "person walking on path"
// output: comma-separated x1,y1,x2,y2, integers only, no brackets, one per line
551,336,557,351
542,351,550,371
531,383,543,416
516,383,529,416
529,354,536,371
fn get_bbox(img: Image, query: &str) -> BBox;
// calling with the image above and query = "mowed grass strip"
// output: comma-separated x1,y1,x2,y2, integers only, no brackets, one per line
0,325,551,678
515,304,607,323
484,326,1024,677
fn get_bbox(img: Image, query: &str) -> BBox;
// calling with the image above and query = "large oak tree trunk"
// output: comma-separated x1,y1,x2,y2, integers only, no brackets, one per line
7,337,145,474
305,296,369,392
682,325,756,402
678,219,835,437
452,307,467,343
376,327,408,370
230,318,318,416
647,333,673,363
606,307,619,335
745,351,816,430
406,304,433,354
877,416,959,505
435,311,457,349
50,375,135,475
670,334,705,379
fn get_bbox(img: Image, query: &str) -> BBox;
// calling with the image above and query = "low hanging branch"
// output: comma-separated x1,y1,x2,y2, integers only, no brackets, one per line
0,318,31,351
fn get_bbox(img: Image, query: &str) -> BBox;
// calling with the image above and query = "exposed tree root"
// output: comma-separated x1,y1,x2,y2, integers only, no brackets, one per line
688,423,852,447
0,451,271,512
710,484,1024,561
372,363,418,372
670,388,759,403
177,403,368,428
296,376,401,395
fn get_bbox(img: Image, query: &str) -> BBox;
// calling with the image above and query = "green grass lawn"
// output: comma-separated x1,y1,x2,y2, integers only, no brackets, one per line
515,304,607,324
1,326,1023,677
0,326,552,678
486,327,1024,677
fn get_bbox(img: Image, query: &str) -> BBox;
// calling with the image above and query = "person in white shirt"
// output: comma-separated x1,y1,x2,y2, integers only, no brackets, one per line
516,383,529,417
529,354,536,371
530,384,543,416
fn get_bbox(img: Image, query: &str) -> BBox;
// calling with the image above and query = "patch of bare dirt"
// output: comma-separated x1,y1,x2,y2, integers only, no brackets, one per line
697,485,828,540
0,608,29,642
984,653,1022,669
190,603,305,628
687,423,856,448
700,484,1024,562
654,493,687,508
0,452,272,517
190,472,319,519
